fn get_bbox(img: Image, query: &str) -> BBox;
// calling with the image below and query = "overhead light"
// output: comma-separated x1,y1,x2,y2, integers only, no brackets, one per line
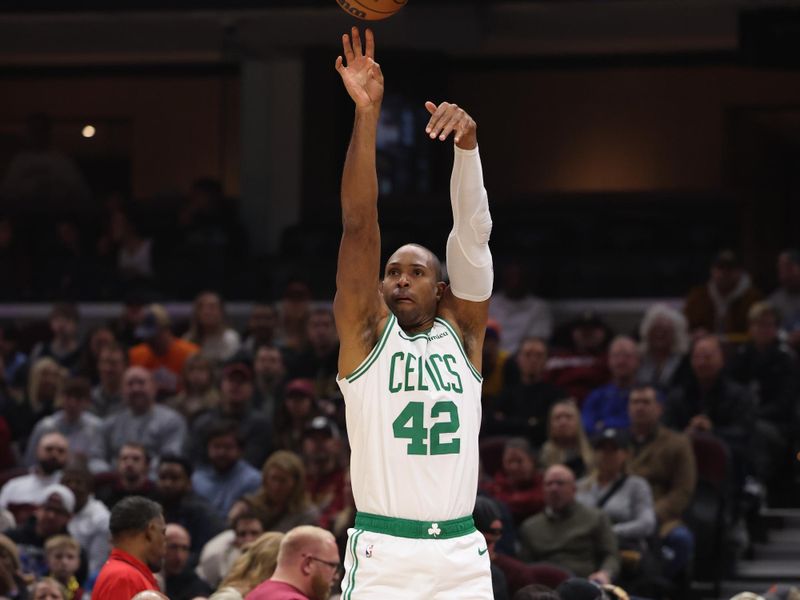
81,125,96,138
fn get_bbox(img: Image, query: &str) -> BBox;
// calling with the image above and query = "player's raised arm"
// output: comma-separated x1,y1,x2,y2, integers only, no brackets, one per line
334,27,388,376
426,101,493,369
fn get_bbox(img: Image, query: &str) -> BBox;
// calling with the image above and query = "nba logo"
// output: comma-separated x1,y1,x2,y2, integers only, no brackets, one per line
366,544,374,558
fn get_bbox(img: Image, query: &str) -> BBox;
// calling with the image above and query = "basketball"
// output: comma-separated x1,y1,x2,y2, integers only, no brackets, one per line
336,0,408,21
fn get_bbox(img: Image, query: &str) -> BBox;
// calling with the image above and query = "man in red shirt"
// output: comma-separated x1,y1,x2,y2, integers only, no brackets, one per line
246,525,340,600
93,496,166,600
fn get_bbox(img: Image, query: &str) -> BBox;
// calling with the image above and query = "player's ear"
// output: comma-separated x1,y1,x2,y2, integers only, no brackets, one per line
435,281,446,300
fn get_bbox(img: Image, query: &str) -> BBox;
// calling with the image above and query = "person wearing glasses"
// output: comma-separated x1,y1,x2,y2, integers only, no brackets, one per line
245,525,340,600
333,26,494,599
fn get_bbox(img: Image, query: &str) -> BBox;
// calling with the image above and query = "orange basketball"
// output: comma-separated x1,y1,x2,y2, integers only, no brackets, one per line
336,0,408,21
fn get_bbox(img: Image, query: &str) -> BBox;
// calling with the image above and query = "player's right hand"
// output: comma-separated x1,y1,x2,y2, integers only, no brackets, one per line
335,27,384,110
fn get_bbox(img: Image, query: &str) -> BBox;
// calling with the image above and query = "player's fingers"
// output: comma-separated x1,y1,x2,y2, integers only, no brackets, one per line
351,26,363,57
370,61,384,84
342,34,355,65
426,103,453,137
335,56,344,73
424,101,438,116
438,110,464,141
365,28,375,59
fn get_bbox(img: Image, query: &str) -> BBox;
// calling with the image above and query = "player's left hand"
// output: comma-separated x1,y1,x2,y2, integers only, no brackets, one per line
424,101,477,150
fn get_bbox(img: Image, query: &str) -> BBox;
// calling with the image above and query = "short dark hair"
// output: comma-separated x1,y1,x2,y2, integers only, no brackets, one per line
205,419,243,448
119,443,150,464
62,377,91,400
232,509,264,530
109,496,162,538
158,454,193,478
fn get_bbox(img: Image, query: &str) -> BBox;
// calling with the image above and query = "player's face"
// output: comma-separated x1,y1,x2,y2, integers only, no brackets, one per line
382,246,443,329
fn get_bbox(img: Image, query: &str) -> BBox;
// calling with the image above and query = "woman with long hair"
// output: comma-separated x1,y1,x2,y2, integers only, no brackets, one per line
539,399,594,479
8,357,66,449
637,303,691,392
228,450,319,532
183,291,241,362
210,532,284,600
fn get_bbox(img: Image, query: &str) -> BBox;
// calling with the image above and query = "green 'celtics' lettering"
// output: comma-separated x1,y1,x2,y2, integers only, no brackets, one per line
404,352,416,391
391,401,427,455
388,351,403,393
387,352,464,394
443,355,463,394
392,401,460,455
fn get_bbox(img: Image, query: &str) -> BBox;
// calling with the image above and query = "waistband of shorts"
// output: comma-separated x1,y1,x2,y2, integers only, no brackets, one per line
354,512,476,540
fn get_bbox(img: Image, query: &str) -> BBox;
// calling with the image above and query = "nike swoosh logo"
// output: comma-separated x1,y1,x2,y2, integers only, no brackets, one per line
478,547,488,556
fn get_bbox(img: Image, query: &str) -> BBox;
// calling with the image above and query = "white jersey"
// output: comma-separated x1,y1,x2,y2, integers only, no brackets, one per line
338,313,483,522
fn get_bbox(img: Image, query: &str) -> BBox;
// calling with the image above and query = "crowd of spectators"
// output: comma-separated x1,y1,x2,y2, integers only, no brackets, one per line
0,245,797,600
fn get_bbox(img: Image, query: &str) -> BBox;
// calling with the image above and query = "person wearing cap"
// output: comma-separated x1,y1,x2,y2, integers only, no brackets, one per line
24,377,106,473
5,484,88,582
576,428,656,588
581,336,641,435
100,366,188,470
190,355,272,469
301,416,346,530
769,248,800,350
92,496,165,600
545,312,612,404
519,465,619,585
129,303,200,397
0,432,69,524
191,420,262,520
683,249,762,340
273,379,321,455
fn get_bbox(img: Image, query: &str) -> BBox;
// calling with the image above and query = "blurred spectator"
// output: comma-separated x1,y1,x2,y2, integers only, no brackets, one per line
212,531,283,600
31,308,83,372
491,337,564,446
729,302,798,483
42,218,95,299
545,312,611,404
112,291,149,348
0,217,33,300
231,450,320,532
195,511,264,589
5,484,87,582
473,496,510,600
0,533,29,600
0,416,14,475
97,207,155,286
191,420,262,520
518,465,619,584
301,417,346,530
241,303,279,356
75,326,115,385
684,249,762,340
769,248,800,351
165,353,220,424
95,444,156,509
183,292,241,363
245,526,339,600
539,400,594,480
60,462,111,580
482,438,544,526
277,279,313,355
190,356,271,469
92,496,164,600
576,429,656,555
489,261,553,354
482,320,510,406
286,308,338,401
8,357,67,449
0,432,69,524
90,343,127,417
24,377,106,473
273,379,320,455
30,578,68,600
627,385,696,578
665,335,755,456
128,304,199,398
636,303,691,393
0,113,90,214
158,524,212,600
252,344,286,418
44,535,83,600
155,455,224,556
0,321,28,388
101,366,187,468
581,336,640,435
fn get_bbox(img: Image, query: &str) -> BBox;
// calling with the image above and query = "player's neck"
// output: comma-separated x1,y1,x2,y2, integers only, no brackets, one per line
397,316,436,335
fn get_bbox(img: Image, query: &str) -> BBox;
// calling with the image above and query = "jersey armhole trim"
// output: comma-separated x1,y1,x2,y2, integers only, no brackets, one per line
341,314,396,383
434,317,483,383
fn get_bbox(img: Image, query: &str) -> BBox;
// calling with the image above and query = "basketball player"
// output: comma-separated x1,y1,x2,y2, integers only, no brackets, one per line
334,27,493,598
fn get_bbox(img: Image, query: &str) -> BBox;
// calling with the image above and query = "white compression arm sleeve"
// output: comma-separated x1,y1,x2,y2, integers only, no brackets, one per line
446,144,493,302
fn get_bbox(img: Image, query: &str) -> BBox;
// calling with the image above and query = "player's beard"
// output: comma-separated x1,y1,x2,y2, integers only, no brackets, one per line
309,572,332,600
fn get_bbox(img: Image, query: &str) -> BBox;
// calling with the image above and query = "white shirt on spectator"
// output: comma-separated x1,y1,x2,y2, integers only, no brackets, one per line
195,529,239,589
68,494,110,577
0,470,61,509
489,291,554,353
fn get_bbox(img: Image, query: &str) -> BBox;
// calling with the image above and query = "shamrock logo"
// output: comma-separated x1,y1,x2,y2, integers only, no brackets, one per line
428,523,441,537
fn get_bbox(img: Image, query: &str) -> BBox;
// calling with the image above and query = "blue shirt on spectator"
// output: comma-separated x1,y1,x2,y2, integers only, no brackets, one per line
581,383,632,434
192,459,262,519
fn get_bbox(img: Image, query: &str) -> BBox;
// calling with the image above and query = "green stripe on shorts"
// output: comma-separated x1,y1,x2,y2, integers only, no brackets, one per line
355,512,476,540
